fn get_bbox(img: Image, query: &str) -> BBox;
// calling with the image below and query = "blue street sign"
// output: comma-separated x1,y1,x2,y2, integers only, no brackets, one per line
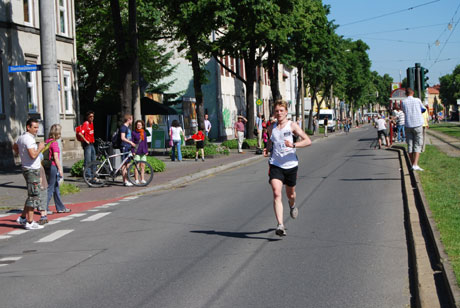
8,64,41,73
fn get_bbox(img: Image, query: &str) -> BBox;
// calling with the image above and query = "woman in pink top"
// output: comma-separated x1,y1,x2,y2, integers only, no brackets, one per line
45,124,70,213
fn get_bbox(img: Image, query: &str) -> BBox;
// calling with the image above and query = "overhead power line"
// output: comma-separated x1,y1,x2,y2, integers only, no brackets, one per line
343,23,447,36
340,0,441,27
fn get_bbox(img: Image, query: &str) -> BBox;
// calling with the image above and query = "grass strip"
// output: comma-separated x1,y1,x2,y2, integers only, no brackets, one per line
418,145,460,284
430,123,460,139
60,183,80,196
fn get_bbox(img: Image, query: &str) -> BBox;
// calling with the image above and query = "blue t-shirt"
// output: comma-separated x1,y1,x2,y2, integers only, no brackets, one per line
120,125,132,149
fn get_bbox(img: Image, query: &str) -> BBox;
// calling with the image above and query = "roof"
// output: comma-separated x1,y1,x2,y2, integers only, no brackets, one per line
428,85,440,95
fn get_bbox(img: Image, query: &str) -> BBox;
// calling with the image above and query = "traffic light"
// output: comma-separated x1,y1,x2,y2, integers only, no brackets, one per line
406,67,415,90
421,67,429,91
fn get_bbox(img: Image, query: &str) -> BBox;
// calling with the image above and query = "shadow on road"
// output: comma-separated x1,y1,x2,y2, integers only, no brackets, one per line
190,229,281,242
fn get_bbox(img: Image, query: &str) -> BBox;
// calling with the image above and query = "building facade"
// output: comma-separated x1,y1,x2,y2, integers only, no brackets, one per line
0,0,79,168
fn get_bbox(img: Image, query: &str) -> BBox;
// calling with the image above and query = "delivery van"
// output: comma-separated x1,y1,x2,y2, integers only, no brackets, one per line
318,109,336,132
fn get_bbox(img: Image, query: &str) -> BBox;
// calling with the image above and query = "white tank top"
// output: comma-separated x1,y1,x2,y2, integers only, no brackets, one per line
269,121,298,169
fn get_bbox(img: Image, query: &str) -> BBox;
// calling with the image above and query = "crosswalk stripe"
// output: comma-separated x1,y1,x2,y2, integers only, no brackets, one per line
0,214,10,218
47,220,62,225
53,216,74,221
0,235,12,240
0,256,22,262
81,212,111,222
7,230,29,235
104,203,119,206
36,230,74,243
87,209,99,212
68,213,87,218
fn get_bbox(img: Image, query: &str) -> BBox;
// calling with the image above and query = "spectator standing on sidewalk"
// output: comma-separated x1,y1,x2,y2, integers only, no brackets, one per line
313,116,318,135
263,100,312,237
170,120,185,162
234,115,247,153
13,118,45,230
401,88,426,171
192,130,206,161
120,114,136,186
256,112,263,149
132,120,149,184
45,124,71,214
204,114,212,138
79,111,96,180
323,116,328,137
422,102,430,152
376,115,390,149
394,106,406,142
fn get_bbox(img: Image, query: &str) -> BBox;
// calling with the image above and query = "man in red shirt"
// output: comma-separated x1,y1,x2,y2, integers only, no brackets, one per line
234,115,247,153
78,111,96,180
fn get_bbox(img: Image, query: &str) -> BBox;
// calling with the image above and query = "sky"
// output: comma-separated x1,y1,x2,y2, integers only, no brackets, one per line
322,0,460,86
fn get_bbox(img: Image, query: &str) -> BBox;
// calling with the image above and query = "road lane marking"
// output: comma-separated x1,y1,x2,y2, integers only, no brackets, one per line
87,209,99,212
0,256,23,266
53,216,74,221
47,220,62,225
7,230,29,235
81,212,111,222
36,230,74,243
0,214,10,217
0,235,12,240
68,213,87,218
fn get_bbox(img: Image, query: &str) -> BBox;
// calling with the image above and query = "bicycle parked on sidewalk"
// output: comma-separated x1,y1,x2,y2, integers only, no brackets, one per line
83,139,154,188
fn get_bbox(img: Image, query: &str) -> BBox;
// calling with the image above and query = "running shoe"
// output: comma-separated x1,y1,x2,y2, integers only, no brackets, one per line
290,206,298,219
275,224,286,237
25,221,44,230
16,216,27,226
412,165,424,171
38,216,48,225
141,180,147,184
124,181,133,187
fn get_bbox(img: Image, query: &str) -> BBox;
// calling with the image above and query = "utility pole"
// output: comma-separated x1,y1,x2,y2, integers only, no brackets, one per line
39,0,59,138
300,67,305,131
415,63,422,99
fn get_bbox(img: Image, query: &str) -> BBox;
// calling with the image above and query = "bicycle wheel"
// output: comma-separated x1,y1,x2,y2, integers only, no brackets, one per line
127,160,154,186
83,161,109,187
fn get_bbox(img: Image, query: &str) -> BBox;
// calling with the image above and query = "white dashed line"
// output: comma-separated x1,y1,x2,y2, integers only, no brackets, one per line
68,213,87,218
35,230,74,243
47,220,62,225
0,235,12,240
87,209,99,212
104,203,119,206
81,212,111,222
0,214,10,218
53,216,74,221
7,230,29,236
0,256,23,266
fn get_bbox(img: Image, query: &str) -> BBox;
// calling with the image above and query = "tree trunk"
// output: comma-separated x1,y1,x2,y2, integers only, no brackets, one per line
244,50,256,139
268,46,281,102
190,46,205,131
129,0,141,121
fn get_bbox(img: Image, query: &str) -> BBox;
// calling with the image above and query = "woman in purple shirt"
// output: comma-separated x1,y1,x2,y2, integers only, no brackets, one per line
131,120,149,184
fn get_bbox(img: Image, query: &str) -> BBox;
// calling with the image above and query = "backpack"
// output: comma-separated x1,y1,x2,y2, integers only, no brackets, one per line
111,128,121,149
41,140,56,170
75,123,84,142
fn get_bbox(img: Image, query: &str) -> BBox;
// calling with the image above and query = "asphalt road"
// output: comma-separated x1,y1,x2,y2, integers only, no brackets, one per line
0,126,410,308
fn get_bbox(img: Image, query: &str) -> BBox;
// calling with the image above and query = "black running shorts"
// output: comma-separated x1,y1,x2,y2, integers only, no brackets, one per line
268,164,298,187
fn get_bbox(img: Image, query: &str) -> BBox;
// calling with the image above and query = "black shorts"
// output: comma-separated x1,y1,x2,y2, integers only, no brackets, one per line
268,164,298,187
377,130,387,138
196,140,204,149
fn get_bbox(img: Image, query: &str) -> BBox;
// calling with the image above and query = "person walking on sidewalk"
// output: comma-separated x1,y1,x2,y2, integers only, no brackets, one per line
45,124,71,214
235,115,247,153
376,115,390,149
170,120,185,162
120,114,136,186
263,100,312,237
401,88,426,171
323,116,328,137
13,118,45,230
256,112,263,149
422,102,430,152
79,111,96,180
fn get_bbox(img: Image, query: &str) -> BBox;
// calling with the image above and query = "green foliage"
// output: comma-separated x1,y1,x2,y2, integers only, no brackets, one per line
146,156,166,172
60,183,80,196
305,129,314,135
221,138,257,149
170,143,229,158
439,64,460,108
70,160,84,177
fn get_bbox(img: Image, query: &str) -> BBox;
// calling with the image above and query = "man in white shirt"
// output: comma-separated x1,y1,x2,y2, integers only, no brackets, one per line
204,114,212,138
376,115,390,149
401,88,425,171
13,118,46,230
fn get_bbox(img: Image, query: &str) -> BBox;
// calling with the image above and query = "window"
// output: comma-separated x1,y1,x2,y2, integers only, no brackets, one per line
63,70,73,113
23,0,33,25
58,0,68,35
26,71,38,113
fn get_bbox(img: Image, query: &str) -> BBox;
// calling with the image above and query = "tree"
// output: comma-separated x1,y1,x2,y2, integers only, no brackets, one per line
439,64,460,119
213,0,279,139
76,0,175,118
160,0,227,131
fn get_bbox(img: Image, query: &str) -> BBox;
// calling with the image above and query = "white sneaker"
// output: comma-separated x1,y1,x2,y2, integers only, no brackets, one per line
124,181,133,187
275,224,287,237
16,216,27,226
25,221,44,230
134,180,140,185
140,180,147,184
412,165,424,171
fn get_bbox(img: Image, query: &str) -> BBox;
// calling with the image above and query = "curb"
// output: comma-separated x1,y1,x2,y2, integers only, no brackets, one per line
393,145,460,308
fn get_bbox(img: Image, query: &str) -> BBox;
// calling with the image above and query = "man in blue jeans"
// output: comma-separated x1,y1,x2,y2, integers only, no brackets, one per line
78,111,96,180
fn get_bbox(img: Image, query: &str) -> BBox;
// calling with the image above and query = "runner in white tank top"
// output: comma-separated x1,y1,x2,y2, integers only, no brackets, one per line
263,100,312,237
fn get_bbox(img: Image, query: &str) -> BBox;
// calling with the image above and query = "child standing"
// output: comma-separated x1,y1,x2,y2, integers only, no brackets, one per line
192,130,205,161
